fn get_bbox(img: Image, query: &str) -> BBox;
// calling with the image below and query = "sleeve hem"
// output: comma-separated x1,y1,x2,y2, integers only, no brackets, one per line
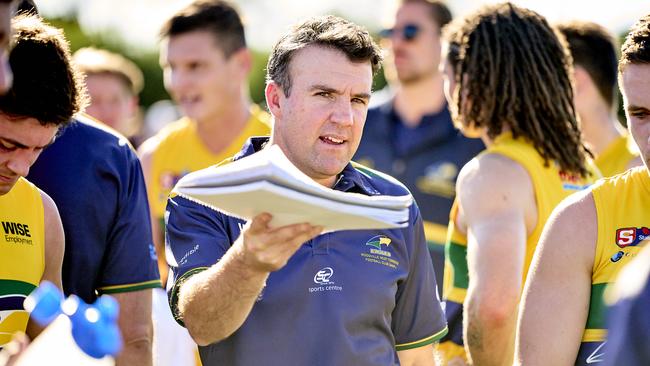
169,267,210,327
97,279,162,294
395,326,449,351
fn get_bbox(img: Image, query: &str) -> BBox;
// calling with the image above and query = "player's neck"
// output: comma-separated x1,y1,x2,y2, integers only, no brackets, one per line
579,107,624,156
195,96,251,155
393,72,446,128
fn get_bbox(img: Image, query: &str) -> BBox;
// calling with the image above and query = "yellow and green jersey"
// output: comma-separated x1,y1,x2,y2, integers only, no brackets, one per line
437,133,598,364
0,178,45,348
574,167,650,365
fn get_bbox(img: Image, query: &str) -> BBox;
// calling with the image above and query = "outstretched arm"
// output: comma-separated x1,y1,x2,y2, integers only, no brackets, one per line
178,213,323,346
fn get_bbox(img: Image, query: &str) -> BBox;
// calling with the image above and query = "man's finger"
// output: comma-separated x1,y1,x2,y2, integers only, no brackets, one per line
286,225,324,249
247,213,272,234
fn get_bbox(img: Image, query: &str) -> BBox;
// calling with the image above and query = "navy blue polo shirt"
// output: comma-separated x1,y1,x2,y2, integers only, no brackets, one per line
27,115,161,303
166,137,447,366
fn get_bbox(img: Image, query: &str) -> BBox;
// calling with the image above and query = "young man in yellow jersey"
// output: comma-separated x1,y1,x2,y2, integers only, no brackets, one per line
0,14,86,348
138,0,270,286
557,21,642,177
436,4,597,365
138,1,270,364
517,13,650,366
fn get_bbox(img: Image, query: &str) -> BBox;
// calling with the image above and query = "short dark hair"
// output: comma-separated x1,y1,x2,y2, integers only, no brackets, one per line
444,3,590,178
557,21,618,109
401,0,452,30
266,15,383,96
0,15,86,127
160,0,246,58
620,14,650,72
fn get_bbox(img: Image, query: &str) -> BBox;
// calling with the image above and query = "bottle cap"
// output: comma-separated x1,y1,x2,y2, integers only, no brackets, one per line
23,281,63,326
65,295,123,359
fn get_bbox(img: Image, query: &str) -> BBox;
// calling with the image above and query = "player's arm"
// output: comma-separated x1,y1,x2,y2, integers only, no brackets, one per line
177,213,322,346
26,190,65,339
137,140,167,286
459,154,533,366
112,290,154,366
516,190,597,366
397,345,437,366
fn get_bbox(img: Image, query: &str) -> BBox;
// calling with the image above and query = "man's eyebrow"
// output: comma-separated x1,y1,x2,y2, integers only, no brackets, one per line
352,92,371,100
310,84,339,93
310,84,371,100
0,136,55,150
627,104,650,113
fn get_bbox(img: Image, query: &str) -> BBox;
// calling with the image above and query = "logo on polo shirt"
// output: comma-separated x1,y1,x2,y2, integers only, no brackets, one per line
309,267,342,293
314,267,334,284
361,235,399,269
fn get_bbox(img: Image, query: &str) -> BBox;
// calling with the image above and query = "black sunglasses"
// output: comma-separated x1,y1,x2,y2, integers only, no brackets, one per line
379,24,420,41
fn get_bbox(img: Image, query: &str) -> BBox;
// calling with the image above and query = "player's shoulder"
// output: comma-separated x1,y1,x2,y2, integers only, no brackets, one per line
458,152,529,192
138,117,192,157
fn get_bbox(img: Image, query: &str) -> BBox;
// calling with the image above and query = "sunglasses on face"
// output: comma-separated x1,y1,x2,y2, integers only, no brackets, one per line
379,24,420,41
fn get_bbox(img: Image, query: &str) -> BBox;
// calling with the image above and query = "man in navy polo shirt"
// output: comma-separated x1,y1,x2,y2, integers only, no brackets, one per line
166,15,447,366
354,0,484,293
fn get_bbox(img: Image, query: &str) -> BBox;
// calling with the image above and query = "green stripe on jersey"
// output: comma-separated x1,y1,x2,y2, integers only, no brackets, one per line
586,283,608,330
0,280,36,297
446,241,469,289
99,279,162,294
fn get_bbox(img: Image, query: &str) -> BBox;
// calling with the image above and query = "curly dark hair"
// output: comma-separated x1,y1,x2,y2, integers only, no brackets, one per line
0,14,87,127
266,15,383,96
444,2,591,177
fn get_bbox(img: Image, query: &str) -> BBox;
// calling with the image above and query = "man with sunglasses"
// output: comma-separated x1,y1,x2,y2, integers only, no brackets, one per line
354,0,484,292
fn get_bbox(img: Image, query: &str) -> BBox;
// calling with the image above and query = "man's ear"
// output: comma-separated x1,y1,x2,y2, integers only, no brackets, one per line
230,47,252,76
573,65,593,99
265,81,283,120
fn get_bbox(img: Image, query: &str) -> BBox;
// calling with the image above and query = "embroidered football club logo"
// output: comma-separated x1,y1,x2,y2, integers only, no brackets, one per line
615,227,650,248
365,235,391,249
361,235,399,269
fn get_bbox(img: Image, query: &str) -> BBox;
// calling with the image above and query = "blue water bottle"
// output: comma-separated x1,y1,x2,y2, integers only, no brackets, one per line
14,281,122,365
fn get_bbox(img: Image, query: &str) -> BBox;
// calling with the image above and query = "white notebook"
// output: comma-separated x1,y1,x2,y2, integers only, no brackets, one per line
173,145,412,231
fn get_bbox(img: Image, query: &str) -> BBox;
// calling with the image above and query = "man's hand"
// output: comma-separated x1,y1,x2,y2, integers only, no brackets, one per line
235,213,324,273
178,212,323,345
